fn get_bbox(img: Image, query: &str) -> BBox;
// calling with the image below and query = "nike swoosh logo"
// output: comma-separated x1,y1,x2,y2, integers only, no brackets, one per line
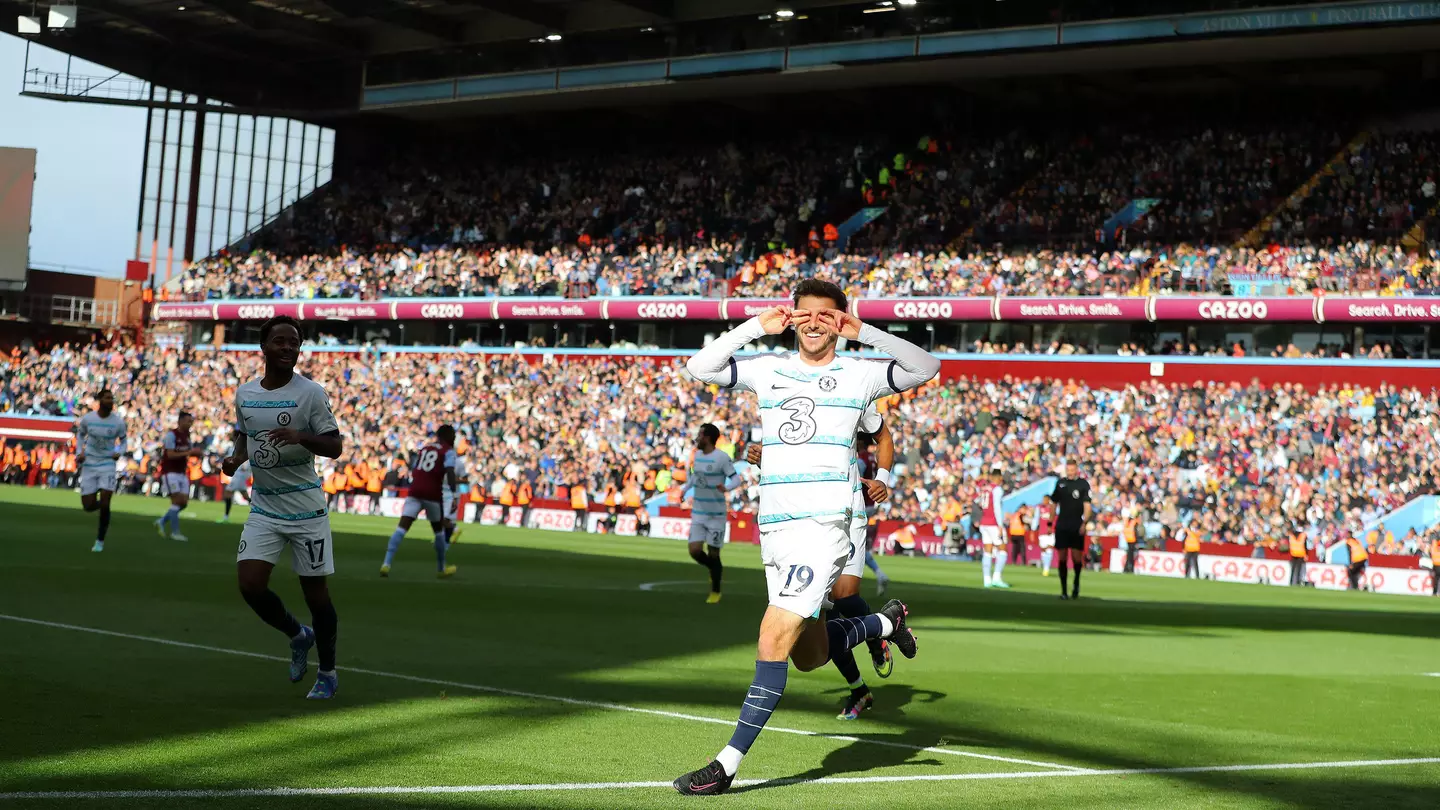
770,384,790,390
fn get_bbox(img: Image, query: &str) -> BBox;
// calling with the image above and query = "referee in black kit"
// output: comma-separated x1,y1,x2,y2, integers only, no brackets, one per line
1049,457,1092,600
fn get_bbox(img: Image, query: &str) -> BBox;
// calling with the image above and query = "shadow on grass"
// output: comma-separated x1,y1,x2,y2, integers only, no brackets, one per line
1,498,1438,809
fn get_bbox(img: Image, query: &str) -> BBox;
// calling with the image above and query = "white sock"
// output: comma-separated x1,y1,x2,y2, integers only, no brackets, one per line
716,745,744,776
995,550,1008,581
318,669,336,678
982,552,992,583
877,613,894,637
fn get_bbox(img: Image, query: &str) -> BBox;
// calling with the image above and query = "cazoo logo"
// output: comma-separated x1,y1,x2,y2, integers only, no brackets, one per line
892,301,952,319
635,302,688,319
235,305,275,320
420,303,465,319
1197,300,1268,320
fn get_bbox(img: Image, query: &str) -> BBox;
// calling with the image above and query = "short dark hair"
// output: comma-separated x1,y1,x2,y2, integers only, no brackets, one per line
792,278,847,313
97,388,113,399
700,423,721,444
436,424,456,444
259,315,302,344
178,410,193,419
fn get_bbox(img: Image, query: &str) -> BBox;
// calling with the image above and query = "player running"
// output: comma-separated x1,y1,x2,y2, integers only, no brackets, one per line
855,430,893,598
687,423,742,603
218,460,252,523
976,464,1009,588
75,389,126,552
746,410,898,721
1037,498,1057,577
381,425,459,578
223,315,344,700
673,278,938,795
155,411,201,542
446,451,466,545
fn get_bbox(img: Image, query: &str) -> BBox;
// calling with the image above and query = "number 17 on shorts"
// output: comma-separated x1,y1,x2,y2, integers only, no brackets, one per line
237,517,335,576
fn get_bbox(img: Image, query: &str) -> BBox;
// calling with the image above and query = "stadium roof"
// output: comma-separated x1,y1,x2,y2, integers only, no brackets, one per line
3,0,1437,118
4,0,904,112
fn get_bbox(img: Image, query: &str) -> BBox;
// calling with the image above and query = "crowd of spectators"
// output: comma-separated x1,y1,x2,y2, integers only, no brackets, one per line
175,239,1440,302
167,117,1440,303
890,376,1440,558
965,337,1400,360
3,340,1437,559
1268,130,1440,243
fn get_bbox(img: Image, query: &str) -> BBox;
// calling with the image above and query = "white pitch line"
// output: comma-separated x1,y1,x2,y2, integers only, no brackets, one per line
4,757,1440,801
636,580,697,592
0,613,1083,773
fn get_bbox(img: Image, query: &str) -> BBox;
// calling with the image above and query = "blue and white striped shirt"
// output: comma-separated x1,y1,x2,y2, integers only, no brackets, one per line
689,449,736,522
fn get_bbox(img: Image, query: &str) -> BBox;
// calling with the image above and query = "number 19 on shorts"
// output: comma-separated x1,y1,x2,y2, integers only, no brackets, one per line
782,564,813,593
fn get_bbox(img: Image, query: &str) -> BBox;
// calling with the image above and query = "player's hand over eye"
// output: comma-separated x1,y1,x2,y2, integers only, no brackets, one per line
745,444,762,465
817,309,863,341
863,478,891,503
787,308,818,332
757,306,793,335
221,455,242,476
264,427,306,448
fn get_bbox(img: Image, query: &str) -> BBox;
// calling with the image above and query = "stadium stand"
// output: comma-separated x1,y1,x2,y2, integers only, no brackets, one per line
5,340,1436,557
167,115,1439,302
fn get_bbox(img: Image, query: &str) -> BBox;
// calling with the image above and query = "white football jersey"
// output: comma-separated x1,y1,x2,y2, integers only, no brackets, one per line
75,411,126,471
731,354,895,529
689,448,737,523
687,315,939,531
233,374,338,522
449,453,467,494
228,461,252,487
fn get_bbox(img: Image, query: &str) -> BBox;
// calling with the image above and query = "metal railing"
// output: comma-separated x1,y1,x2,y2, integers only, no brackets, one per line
223,170,334,254
22,68,150,103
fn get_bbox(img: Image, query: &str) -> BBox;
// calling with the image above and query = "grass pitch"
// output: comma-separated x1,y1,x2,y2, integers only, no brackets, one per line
1,485,1438,809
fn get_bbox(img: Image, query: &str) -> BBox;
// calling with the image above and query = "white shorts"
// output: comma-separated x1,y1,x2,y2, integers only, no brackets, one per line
162,473,190,497
402,496,443,523
1039,534,1056,549
688,519,727,548
237,514,334,576
980,525,1004,547
760,518,850,620
843,514,869,579
79,465,117,496
225,479,249,494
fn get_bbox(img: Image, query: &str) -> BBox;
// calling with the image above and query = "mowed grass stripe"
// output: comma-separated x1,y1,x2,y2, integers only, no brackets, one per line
6,757,1440,801
0,613,1083,772
6,486,1440,809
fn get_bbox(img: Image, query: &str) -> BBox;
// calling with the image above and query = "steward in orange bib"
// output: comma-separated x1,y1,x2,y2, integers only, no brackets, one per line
1288,532,1307,586
1346,536,1368,591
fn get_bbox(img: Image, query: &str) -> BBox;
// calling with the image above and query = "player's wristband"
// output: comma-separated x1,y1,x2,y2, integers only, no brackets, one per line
875,469,893,487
